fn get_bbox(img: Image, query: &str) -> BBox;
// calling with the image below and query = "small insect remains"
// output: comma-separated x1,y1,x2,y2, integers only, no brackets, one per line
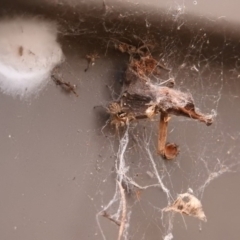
51,68,78,97
107,39,214,160
164,192,207,222
84,53,100,72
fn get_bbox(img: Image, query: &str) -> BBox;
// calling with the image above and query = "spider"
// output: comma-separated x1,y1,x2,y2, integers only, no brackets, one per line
107,102,135,130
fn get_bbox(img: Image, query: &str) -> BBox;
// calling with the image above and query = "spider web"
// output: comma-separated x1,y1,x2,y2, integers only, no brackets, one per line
1,0,240,239
54,1,240,239
83,1,240,239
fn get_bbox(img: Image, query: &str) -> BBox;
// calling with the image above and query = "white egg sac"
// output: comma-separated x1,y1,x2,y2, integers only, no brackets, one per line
0,17,64,98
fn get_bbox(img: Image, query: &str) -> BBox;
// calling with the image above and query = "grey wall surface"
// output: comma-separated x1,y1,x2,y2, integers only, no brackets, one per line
0,1,240,240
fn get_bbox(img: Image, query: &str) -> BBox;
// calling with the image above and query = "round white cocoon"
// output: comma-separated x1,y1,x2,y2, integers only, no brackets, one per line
0,17,64,98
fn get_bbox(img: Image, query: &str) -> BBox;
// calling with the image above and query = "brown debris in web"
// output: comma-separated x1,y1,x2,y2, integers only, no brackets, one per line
163,193,207,222
99,181,127,239
107,40,214,159
112,38,169,72
51,73,78,97
158,112,179,160
101,211,121,227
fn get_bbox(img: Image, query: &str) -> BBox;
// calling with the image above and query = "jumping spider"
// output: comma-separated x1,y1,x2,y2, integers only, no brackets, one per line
108,101,135,129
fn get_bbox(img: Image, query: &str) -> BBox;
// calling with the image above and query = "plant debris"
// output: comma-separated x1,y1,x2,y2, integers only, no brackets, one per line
158,112,179,160
101,211,121,226
163,193,207,222
117,181,127,240
100,181,127,239
107,41,214,159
